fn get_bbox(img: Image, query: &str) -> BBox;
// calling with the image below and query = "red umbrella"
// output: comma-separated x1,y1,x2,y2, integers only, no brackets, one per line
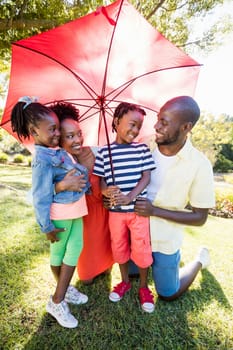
0,0,201,151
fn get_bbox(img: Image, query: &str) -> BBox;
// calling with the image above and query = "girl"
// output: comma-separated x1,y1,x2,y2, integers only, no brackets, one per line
51,102,114,285
93,102,156,313
11,97,89,328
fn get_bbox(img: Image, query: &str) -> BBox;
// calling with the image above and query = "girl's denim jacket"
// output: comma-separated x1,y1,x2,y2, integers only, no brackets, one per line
32,145,90,234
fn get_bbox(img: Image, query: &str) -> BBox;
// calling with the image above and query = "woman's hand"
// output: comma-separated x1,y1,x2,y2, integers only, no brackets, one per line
55,169,87,193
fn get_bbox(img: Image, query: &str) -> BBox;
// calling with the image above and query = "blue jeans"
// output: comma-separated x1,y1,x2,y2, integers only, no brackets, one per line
152,251,180,297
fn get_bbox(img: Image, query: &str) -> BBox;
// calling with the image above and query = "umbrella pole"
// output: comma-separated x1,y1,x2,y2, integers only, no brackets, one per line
100,106,115,185
97,1,125,186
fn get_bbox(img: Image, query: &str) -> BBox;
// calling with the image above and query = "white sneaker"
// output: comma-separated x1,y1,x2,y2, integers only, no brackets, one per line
196,247,210,269
65,285,88,305
46,296,78,328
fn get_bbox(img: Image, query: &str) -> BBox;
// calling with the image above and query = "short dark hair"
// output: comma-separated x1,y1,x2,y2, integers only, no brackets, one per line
50,102,80,122
112,102,146,132
162,96,200,126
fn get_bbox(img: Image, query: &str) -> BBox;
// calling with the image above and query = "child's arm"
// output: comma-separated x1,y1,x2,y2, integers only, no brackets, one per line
32,162,61,237
127,170,151,201
100,177,108,196
112,170,151,206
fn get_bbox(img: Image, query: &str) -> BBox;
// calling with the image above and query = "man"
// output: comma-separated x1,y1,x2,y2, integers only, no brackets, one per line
134,95,215,301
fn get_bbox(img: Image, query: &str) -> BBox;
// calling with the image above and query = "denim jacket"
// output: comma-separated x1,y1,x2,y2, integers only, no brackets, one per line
32,145,90,233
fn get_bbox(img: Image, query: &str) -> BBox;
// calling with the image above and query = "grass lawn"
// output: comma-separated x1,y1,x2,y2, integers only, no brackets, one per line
0,164,232,350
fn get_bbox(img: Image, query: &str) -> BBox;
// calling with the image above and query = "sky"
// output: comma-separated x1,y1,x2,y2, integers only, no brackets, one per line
194,33,233,116
193,1,233,116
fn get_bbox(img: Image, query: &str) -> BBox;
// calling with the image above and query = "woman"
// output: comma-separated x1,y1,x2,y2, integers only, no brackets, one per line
52,102,113,284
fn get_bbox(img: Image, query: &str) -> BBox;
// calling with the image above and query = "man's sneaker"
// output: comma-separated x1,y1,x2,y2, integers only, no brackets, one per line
139,287,155,313
46,296,78,328
196,247,210,269
109,281,131,302
65,285,88,305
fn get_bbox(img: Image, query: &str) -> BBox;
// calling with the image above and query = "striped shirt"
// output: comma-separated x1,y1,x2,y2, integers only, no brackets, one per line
93,142,156,212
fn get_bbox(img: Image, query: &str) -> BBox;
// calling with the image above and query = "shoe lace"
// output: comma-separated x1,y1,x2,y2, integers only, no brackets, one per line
56,300,71,319
139,288,154,304
67,286,79,297
113,281,130,295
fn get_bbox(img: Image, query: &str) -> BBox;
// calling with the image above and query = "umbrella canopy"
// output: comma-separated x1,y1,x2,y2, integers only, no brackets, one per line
0,0,201,151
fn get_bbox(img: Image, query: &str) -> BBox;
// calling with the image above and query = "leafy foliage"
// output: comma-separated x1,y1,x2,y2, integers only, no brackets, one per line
13,153,25,163
0,151,8,163
214,143,233,172
0,128,26,154
210,186,233,218
191,113,233,168
214,153,233,172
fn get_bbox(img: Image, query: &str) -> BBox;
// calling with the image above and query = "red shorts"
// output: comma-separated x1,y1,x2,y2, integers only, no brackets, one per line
109,212,152,268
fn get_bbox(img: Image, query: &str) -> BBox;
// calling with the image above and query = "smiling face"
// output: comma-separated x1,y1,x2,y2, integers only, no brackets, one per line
31,112,60,148
114,110,144,144
154,106,183,146
154,96,199,149
60,118,84,156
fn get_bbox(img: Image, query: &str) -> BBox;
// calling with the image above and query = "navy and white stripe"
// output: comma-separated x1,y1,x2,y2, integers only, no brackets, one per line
93,142,156,212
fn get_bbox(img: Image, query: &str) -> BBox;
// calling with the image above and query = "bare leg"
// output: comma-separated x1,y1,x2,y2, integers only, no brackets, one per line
138,267,149,288
119,262,129,283
50,265,61,282
52,263,75,304
159,261,202,301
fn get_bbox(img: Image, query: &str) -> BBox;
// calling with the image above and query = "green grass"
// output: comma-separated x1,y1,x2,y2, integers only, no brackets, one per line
0,164,232,350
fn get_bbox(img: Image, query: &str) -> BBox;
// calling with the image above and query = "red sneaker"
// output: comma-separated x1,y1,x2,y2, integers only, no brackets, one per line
139,287,155,313
109,281,131,302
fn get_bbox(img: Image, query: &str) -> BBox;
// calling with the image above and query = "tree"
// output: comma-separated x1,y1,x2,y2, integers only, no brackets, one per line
214,143,233,172
191,112,233,166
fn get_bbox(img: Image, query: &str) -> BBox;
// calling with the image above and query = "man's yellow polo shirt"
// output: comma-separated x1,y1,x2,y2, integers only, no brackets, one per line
144,136,215,254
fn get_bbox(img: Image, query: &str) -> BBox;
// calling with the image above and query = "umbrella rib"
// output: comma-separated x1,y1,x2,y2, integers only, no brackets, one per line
45,97,114,122
105,63,203,102
12,42,98,100
45,98,105,121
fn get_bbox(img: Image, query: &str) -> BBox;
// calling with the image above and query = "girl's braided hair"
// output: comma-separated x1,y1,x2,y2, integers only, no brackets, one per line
11,101,53,141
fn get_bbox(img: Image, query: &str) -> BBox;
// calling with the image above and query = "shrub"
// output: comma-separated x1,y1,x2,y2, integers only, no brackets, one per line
13,154,25,164
209,188,233,218
0,152,8,164
1,136,25,154
214,154,233,173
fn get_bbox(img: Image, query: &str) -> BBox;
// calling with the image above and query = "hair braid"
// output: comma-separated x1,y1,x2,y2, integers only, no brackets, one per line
11,102,52,141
